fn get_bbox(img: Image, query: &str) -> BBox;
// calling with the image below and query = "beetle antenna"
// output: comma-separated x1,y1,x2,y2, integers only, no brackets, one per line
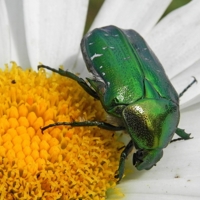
179,76,197,98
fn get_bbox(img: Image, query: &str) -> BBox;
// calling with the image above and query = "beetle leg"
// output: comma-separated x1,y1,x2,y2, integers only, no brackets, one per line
179,76,197,98
170,128,193,143
115,140,134,182
38,65,100,100
40,120,125,132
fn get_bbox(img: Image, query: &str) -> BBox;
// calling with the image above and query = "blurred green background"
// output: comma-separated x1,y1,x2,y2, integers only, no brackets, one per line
85,0,191,32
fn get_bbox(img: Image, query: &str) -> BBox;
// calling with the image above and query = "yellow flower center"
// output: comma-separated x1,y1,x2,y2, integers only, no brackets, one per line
0,62,123,199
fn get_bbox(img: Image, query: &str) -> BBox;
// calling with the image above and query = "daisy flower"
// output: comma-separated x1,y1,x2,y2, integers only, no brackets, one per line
0,0,200,199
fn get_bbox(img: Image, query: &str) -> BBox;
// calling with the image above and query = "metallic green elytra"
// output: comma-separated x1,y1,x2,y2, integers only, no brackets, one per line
38,25,196,182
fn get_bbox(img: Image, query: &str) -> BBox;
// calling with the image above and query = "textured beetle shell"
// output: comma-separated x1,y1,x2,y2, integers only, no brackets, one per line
81,25,179,112
81,25,180,151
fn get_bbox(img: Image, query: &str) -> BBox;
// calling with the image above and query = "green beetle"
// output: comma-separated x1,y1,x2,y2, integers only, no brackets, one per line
38,25,196,182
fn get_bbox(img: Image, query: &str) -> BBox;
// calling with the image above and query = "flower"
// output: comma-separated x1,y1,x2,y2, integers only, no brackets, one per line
0,62,124,199
0,0,200,199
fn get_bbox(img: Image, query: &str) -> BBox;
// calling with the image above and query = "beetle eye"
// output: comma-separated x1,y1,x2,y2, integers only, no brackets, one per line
133,150,144,165
137,150,144,158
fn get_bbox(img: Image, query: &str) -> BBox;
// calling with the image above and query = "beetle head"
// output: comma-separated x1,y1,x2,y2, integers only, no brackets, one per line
122,98,179,170
133,149,163,170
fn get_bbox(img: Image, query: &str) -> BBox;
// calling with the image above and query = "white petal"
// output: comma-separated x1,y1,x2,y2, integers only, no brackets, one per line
0,0,30,68
0,0,10,67
23,0,89,71
90,0,172,36
147,0,200,79
119,194,199,200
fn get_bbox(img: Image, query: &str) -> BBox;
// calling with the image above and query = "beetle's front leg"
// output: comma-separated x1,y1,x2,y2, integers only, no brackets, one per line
115,140,134,182
38,65,100,100
171,128,192,143
41,120,126,132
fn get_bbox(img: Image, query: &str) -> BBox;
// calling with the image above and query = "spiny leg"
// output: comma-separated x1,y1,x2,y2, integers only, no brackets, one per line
115,140,134,182
38,65,99,99
173,77,197,143
170,128,192,143
179,76,197,98
41,120,125,133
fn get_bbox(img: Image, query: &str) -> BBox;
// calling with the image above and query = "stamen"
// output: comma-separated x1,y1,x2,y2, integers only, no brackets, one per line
0,62,124,199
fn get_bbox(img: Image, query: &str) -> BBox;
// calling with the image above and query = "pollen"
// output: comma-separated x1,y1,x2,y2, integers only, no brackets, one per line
0,62,124,199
